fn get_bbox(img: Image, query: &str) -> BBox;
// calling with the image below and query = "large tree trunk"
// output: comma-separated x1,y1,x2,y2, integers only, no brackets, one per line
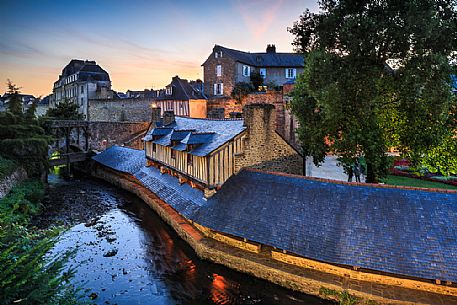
366,162,377,183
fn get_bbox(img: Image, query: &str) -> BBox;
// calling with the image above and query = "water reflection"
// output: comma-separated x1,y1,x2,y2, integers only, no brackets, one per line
46,176,333,305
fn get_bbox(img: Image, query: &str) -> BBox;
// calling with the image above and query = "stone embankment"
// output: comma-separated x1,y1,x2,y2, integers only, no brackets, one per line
0,167,27,199
91,164,457,305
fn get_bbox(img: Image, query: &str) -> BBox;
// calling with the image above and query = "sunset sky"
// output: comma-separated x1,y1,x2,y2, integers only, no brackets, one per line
0,0,318,97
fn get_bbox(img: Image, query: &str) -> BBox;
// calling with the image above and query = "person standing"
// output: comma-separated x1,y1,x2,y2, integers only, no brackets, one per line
354,159,361,182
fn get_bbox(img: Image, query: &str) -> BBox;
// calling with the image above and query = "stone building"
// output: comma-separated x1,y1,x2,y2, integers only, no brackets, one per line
154,76,207,118
143,103,303,196
201,44,304,99
50,59,112,119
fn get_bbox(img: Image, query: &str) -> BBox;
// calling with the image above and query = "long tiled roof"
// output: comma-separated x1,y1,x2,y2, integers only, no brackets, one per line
92,146,144,174
93,146,457,282
145,116,245,156
202,45,304,68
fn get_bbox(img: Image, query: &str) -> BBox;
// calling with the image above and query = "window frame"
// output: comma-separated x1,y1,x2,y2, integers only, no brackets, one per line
259,68,267,78
242,65,251,77
285,68,297,79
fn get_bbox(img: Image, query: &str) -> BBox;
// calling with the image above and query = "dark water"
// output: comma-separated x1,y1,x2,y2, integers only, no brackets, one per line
42,173,332,305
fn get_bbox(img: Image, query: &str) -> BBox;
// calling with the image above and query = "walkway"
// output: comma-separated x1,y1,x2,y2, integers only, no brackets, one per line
305,155,349,181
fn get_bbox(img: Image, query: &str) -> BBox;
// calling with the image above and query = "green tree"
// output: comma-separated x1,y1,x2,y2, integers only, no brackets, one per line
231,82,254,103
24,101,38,122
45,99,83,120
6,80,23,116
288,0,457,182
250,71,264,90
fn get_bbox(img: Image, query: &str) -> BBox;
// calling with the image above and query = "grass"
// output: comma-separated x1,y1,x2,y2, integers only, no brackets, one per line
383,175,457,190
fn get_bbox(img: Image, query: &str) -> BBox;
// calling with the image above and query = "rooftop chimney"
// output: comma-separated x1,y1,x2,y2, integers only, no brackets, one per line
266,44,276,53
163,111,175,126
151,106,161,127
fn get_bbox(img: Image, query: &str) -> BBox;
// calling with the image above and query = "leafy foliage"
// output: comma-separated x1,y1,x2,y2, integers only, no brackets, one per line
250,71,264,90
231,82,254,102
0,181,80,305
418,134,457,176
0,81,50,179
288,0,457,181
0,156,17,181
45,99,83,120
6,80,23,116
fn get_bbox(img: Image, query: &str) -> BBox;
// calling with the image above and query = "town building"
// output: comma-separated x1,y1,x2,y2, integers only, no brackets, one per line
154,76,207,118
143,103,303,197
0,93,39,113
202,44,304,99
125,89,157,99
50,59,112,119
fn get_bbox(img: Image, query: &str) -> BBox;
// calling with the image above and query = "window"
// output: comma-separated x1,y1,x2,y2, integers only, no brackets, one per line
166,86,172,95
81,86,84,94
214,83,223,95
171,149,176,159
187,153,193,166
243,65,250,77
215,50,222,58
80,98,83,105
259,68,267,78
216,65,222,77
285,68,297,79
152,143,156,152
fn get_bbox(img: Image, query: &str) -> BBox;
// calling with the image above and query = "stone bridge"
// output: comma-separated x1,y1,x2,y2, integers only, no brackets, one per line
48,120,150,166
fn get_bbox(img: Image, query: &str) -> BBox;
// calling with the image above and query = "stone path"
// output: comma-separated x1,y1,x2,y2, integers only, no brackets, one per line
305,155,349,181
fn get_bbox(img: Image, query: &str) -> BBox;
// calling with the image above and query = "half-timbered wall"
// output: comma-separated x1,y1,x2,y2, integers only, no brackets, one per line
145,132,245,187
155,100,190,117
207,133,244,186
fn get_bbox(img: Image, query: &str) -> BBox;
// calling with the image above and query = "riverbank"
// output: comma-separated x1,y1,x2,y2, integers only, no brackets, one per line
91,161,457,305
43,171,331,304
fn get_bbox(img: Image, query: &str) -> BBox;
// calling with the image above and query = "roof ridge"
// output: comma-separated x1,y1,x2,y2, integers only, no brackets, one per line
243,168,457,194
175,115,243,121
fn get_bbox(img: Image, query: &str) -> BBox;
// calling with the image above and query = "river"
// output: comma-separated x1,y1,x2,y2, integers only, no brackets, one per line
37,173,333,305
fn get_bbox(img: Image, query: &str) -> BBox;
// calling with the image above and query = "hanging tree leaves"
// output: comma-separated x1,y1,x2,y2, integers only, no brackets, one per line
288,0,457,182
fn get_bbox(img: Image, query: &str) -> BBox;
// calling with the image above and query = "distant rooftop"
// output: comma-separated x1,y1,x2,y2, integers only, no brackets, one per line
58,59,110,82
202,44,304,68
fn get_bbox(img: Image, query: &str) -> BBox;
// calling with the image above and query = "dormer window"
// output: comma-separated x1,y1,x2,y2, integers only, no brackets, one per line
166,86,172,95
215,50,222,58
243,65,250,77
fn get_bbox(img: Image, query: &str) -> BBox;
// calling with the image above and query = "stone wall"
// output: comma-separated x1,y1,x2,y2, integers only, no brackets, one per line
88,98,153,122
203,51,237,98
71,121,150,151
0,167,27,199
235,104,303,175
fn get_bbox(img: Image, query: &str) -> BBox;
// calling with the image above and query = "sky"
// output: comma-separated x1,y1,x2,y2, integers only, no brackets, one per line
0,0,318,97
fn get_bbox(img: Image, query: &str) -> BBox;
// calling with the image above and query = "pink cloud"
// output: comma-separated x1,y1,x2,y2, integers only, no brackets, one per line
233,0,285,40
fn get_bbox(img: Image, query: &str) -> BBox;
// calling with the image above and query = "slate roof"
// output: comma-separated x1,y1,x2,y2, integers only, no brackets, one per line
145,116,245,157
93,146,457,283
202,45,304,68
92,146,144,174
156,76,206,101
59,59,110,82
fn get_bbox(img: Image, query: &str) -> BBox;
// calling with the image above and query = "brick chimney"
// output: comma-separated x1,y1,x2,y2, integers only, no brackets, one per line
163,111,175,126
266,44,276,53
151,106,161,127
